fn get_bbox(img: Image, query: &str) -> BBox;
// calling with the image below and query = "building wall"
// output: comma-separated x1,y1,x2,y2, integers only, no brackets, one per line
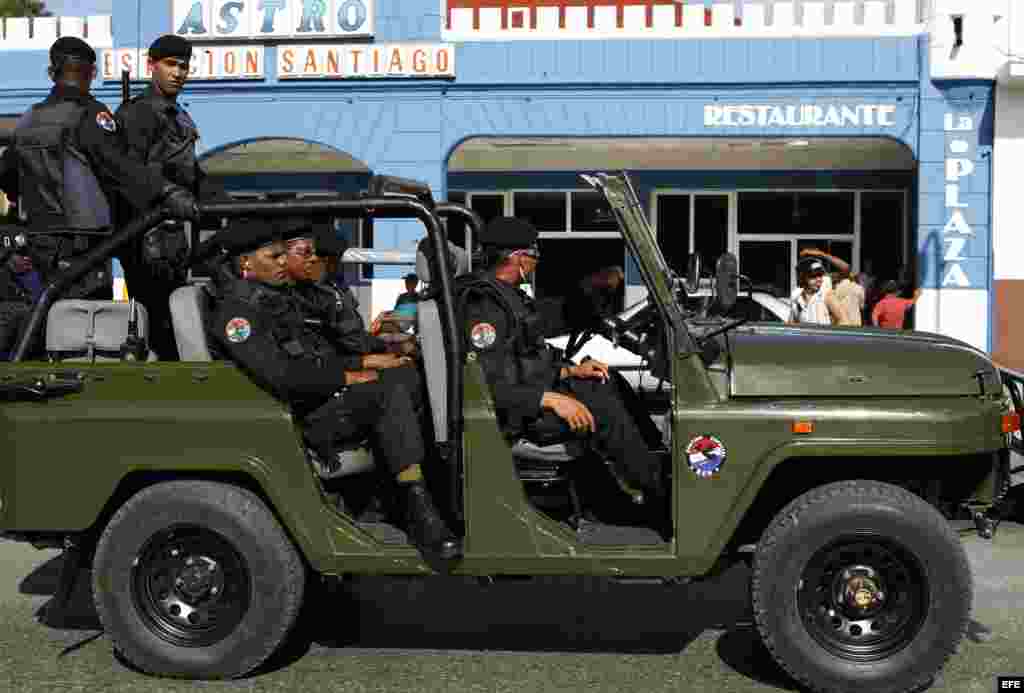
0,1,1007,353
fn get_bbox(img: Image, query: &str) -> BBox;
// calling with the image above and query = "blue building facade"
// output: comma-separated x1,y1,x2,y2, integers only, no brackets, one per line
0,0,995,352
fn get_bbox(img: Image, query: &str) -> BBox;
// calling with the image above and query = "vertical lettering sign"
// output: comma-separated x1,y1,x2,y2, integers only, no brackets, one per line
941,111,977,288
173,0,374,41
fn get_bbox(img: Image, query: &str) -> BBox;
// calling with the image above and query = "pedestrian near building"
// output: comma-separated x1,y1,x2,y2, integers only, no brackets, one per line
393,272,421,317
831,270,865,327
789,257,848,326
871,281,922,329
116,34,207,359
0,37,196,302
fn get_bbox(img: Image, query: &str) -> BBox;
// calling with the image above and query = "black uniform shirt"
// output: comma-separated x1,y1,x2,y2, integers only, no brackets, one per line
292,278,389,358
460,274,569,427
0,85,168,213
207,277,351,417
116,86,201,191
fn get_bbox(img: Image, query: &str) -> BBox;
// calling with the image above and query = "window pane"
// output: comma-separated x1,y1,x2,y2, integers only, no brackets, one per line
469,194,505,228
444,190,468,248
571,191,619,232
694,194,729,271
655,194,690,275
860,192,905,284
513,191,567,232
739,240,791,298
739,192,855,235
535,238,625,314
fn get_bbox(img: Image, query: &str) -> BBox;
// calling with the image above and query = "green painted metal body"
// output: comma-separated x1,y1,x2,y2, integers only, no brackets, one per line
0,175,1010,580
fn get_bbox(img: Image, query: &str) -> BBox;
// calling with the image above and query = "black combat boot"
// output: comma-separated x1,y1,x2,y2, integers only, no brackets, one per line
403,482,463,562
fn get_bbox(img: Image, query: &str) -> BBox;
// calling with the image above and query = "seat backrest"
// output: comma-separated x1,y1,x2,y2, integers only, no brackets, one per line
415,238,469,444
45,299,153,362
169,284,214,362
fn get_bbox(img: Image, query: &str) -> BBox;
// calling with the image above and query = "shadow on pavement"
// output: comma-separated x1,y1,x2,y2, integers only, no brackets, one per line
22,552,799,691
19,554,101,631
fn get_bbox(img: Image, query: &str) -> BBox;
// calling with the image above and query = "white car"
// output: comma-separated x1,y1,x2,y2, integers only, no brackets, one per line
547,289,792,388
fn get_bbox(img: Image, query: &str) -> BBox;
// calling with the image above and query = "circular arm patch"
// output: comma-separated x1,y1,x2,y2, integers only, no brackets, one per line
95,111,117,133
470,322,497,349
225,317,252,343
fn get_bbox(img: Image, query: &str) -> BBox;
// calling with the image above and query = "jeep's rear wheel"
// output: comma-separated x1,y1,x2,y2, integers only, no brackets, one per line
92,481,306,679
752,480,971,693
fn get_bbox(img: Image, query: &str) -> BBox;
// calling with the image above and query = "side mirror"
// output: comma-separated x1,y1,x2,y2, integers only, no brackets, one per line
715,252,739,313
685,253,701,294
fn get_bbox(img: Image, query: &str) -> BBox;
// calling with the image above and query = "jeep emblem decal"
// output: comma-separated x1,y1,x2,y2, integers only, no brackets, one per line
686,435,726,479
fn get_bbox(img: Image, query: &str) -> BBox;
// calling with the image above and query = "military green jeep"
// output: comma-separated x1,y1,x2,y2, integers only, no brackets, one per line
0,172,1016,693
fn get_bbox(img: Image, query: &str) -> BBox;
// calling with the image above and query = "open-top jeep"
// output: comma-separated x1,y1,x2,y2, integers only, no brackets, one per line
0,172,1016,693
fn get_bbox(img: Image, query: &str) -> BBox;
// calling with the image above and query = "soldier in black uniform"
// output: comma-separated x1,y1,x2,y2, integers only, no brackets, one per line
0,37,197,301
456,217,664,503
116,34,205,359
205,218,461,562
283,221,426,418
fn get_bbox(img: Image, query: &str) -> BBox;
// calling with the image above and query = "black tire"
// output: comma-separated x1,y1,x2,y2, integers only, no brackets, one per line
752,480,971,693
92,481,306,679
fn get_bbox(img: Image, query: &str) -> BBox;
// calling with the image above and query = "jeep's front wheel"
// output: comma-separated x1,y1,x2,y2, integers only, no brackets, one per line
752,480,971,693
92,481,306,679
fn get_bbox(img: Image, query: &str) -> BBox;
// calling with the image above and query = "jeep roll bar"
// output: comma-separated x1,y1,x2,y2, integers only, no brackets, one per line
10,199,465,453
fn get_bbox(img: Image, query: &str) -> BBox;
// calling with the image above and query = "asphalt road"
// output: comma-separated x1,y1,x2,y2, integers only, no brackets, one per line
2,500,1024,692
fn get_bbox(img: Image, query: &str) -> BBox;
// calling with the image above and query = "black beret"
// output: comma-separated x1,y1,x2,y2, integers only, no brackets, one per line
50,37,96,65
480,217,538,250
214,217,284,256
148,34,193,62
313,225,350,258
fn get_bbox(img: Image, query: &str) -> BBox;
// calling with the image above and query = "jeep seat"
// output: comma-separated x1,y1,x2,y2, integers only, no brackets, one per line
46,300,157,362
167,284,375,479
415,238,583,517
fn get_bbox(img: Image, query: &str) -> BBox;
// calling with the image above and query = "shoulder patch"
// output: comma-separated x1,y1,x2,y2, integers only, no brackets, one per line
470,322,497,350
95,111,117,133
225,317,252,343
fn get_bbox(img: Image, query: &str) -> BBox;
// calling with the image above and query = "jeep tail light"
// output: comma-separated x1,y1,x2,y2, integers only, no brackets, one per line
1002,412,1020,434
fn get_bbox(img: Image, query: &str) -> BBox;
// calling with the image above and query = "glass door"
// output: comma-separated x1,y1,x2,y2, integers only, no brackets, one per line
652,191,735,279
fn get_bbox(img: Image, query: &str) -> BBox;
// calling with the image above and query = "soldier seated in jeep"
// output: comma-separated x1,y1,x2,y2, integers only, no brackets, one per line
203,217,462,562
456,216,667,510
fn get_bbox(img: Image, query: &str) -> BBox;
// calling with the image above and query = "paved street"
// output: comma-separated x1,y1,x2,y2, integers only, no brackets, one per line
1,498,1023,693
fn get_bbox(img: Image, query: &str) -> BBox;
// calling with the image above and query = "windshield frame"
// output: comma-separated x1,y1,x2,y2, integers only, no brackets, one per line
580,172,695,353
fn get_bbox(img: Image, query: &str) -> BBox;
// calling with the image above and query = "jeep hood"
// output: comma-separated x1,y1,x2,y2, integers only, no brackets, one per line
727,325,1002,397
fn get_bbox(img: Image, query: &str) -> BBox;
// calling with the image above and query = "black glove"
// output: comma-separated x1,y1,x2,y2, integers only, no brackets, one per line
163,187,199,221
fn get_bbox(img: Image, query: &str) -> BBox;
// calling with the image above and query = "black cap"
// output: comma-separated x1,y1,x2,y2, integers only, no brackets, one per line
148,34,193,62
403,273,418,282
214,217,285,256
797,257,827,275
313,225,350,258
50,37,96,66
481,217,538,251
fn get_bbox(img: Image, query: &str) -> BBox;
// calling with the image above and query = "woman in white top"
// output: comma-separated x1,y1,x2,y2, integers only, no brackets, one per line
789,257,848,326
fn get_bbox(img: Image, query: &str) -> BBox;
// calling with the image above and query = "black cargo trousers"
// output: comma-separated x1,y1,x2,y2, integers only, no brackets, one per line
523,372,664,490
299,364,426,476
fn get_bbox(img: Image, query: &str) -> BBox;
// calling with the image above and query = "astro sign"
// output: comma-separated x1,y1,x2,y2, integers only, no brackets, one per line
173,0,374,41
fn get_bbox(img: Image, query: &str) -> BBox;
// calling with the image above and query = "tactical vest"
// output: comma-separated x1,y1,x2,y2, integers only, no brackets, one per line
134,93,199,191
220,279,336,412
455,273,558,388
12,99,111,232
